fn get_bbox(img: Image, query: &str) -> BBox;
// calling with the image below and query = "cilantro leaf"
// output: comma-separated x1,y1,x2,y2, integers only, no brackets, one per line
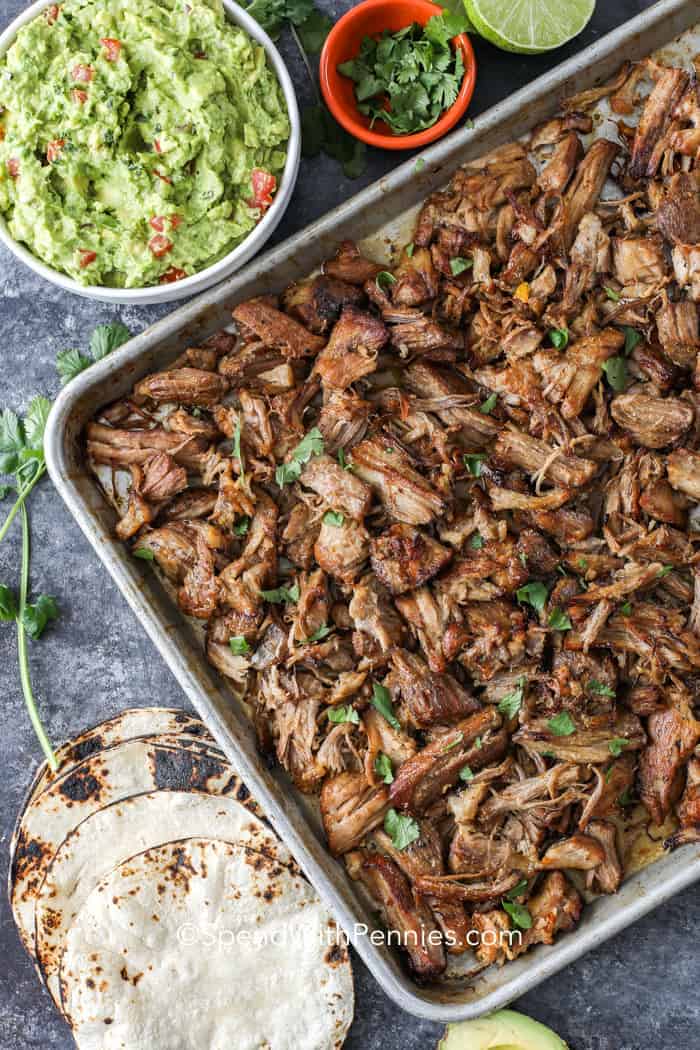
276,427,324,487
608,737,628,757
548,327,569,349
498,677,525,719
260,581,300,604
459,764,474,782
21,594,59,640
588,679,616,698
229,636,251,656
89,322,131,361
133,547,155,561
304,623,332,643
547,711,576,736
604,285,621,302
328,704,360,725
503,900,532,930
469,532,484,550
384,807,420,850
423,9,470,48
464,453,486,477
449,256,472,276
479,393,498,415
301,103,367,178
506,879,529,900
234,516,250,537
296,8,333,53
602,356,627,392
623,326,641,355
548,607,572,631
371,682,401,731
0,409,26,474
56,348,91,385
376,271,397,293
243,0,290,37
375,751,394,784
337,448,352,471
0,583,18,620
323,510,345,527
516,581,548,614
283,0,315,25
24,396,51,453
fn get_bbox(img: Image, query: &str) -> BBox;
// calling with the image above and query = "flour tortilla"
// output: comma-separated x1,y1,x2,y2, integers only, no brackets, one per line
36,790,293,1007
29,708,217,800
10,708,221,882
60,838,354,1050
11,735,242,959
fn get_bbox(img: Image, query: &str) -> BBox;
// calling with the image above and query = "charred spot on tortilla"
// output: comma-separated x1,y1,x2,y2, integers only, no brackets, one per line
173,712,207,734
67,735,106,764
12,832,49,888
151,746,225,790
325,943,347,967
59,768,104,804
236,781,251,802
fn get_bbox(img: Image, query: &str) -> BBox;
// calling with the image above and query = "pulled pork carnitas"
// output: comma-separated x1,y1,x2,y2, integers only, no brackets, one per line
87,54,700,982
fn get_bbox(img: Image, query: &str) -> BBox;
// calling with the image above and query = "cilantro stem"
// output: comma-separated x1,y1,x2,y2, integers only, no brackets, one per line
290,22,321,104
16,502,57,771
0,465,45,546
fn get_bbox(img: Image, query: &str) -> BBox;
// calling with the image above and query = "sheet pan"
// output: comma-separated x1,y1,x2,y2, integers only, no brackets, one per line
45,0,700,1020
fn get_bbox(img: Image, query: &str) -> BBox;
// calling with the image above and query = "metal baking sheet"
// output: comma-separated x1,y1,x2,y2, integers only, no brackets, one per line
45,0,700,1021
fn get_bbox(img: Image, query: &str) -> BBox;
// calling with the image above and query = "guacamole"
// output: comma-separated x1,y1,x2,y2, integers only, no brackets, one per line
0,0,290,287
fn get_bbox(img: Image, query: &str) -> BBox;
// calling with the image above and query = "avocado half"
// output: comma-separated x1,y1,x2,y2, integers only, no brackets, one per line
437,1009,569,1050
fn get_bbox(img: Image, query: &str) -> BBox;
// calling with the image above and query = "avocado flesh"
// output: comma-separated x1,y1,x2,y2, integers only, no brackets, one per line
438,1010,568,1050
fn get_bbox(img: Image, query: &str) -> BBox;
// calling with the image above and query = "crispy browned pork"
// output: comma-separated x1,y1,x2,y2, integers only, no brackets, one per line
87,55,700,983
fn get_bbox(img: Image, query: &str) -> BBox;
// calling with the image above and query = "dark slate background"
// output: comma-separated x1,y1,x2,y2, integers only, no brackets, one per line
1,1,697,1047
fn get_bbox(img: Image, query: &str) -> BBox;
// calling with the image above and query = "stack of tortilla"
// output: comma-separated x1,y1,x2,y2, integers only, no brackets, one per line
9,708,354,1049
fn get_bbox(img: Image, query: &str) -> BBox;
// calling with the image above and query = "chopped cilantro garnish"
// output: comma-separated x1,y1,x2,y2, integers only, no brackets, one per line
547,711,576,736
516,581,548,614
384,807,420,850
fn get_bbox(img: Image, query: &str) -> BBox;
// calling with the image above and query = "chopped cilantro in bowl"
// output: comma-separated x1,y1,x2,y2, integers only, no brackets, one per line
336,9,472,137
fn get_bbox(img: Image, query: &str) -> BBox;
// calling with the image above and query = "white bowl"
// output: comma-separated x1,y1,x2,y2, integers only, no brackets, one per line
0,0,301,304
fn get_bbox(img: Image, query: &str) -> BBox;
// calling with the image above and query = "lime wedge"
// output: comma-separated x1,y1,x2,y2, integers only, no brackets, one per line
464,0,595,54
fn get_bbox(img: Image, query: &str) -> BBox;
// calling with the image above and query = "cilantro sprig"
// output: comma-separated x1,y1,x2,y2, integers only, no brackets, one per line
371,682,401,731
275,427,324,487
0,398,58,770
337,12,470,136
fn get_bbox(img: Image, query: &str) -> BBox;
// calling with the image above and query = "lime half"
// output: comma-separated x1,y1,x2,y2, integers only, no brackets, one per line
464,0,596,54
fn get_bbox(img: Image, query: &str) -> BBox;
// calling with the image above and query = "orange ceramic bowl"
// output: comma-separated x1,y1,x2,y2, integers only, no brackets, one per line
319,0,477,151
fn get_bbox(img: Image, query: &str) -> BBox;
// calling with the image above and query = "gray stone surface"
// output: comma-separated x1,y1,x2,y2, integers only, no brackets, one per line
0,1,697,1047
